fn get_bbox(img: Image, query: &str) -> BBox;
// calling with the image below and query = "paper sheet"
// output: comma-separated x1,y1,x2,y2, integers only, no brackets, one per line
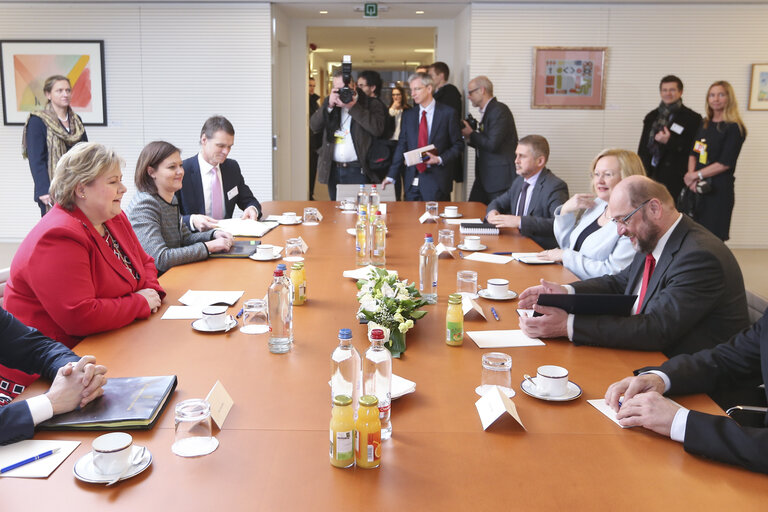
162,305,204,320
215,218,278,237
0,440,80,478
343,266,397,280
462,252,514,264
512,252,555,264
391,374,416,399
467,330,544,348
588,399,629,428
445,217,482,225
178,290,244,307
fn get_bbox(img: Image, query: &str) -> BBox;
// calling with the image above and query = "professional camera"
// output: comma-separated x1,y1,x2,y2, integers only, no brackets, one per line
338,55,355,104
465,114,478,131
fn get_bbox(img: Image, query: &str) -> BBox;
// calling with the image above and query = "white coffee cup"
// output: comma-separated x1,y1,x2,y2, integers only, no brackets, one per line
202,305,228,329
463,236,481,250
282,211,297,223
444,206,459,217
526,365,569,397
256,244,275,259
486,278,509,298
92,432,133,475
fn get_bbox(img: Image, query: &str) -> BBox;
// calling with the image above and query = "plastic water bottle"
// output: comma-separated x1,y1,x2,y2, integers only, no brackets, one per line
368,184,380,221
356,184,368,212
356,208,370,266
276,263,293,303
363,328,392,440
330,328,362,413
419,233,438,304
370,211,386,267
267,269,293,353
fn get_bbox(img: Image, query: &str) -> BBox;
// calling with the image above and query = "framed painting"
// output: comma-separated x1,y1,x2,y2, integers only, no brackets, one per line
748,63,768,111
532,47,607,109
0,40,106,125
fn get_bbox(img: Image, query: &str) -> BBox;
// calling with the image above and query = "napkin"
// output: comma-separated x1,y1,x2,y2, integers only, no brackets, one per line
391,374,416,399
466,330,544,348
343,266,397,280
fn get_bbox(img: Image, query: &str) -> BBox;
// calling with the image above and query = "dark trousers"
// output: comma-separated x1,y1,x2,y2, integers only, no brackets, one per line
468,179,505,205
36,200,48,217
328,164,366,201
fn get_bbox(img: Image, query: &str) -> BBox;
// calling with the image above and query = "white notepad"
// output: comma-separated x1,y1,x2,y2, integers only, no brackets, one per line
0,440,80,478
467,330,544,348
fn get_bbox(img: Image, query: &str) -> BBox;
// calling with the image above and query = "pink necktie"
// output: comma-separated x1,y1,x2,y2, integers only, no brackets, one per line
210,166,224,219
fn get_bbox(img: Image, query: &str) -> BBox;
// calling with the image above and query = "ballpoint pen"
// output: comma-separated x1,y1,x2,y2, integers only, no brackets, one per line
236,307,244,318
492,252,512,255
490,307,500,321
1,447,60,474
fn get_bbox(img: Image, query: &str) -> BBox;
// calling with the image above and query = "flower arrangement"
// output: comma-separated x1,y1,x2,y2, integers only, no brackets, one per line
356,267,428,357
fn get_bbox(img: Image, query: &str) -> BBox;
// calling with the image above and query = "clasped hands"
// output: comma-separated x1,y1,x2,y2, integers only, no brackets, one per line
46,356,108,415
604,373,681,437
517,279,569,338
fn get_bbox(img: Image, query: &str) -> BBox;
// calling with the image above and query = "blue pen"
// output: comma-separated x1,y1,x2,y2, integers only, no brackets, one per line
1,447,60,474
236,307,244,319
490,307,500,321
493,252,512,255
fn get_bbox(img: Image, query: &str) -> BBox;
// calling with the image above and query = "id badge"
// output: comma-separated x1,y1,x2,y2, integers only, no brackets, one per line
412,177,419,187
334,129,345,144
693,140,708,164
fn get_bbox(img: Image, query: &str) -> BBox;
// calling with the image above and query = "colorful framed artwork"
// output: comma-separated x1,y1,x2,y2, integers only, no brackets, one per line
0,40,106,125
532,47,607,109
748,63,768,111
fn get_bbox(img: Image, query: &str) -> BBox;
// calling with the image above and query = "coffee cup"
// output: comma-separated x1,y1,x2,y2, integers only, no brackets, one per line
486,278,509,298
463,236,481,250
444,206,459,217
256,244,275,259
92,432,133,475
202,305,228,329
282,211,297,223
525,365,569,397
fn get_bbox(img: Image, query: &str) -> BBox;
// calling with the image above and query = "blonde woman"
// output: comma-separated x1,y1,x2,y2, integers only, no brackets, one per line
684,81,747,241
538,149,646,279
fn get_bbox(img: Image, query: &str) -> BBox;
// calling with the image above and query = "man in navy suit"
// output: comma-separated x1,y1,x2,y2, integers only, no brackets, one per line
0,308,107,445
382,72,464,201
486,135,568,249
176,116,262,231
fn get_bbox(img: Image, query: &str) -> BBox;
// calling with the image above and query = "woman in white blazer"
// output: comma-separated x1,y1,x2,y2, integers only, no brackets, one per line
538,149,646,279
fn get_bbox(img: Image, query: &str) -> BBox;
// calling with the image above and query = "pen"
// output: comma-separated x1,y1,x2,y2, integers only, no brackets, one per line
493,252,512,255
490,307,500,321
1,447,60,474
236,307,244,318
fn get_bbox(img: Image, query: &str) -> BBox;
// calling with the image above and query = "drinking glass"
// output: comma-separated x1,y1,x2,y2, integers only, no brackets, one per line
426,201,438,221
438,229,455,249
172,399,219,457
240,299,269,334
303,207,320,225
284,238,304,262
457,270,478,297
475,352,514,397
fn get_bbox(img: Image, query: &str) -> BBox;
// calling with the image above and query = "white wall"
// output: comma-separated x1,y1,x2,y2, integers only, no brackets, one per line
468,2,768,247
0,2,272,241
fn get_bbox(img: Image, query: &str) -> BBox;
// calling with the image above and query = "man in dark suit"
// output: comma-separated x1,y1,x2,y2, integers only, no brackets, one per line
638,75,701,200
176,116,262,231
461,75,518,204
0,308,107,445
518,176,749,358
486,135,568,249
382,72,463,201
604,311,768,474
429,61,464,185
309,77,322,200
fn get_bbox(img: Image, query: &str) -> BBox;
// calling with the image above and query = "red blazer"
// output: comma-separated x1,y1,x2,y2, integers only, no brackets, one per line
4,205,165,349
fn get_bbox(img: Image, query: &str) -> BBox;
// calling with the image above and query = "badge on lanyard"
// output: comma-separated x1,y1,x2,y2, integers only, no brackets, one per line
693,139,708,165
334,129,346,145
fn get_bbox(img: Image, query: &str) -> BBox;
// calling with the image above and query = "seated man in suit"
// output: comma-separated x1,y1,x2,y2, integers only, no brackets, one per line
604,310,768,474
382,72,464,201
0,308,107,445
486,135,568,249
518,176,749,358
176,116,262,231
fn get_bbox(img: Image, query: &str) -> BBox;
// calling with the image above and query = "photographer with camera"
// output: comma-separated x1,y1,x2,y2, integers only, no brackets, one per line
310,57,387,201
461,76,518,204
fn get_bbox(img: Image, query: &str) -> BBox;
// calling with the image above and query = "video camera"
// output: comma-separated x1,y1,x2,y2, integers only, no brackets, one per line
338,55,355,104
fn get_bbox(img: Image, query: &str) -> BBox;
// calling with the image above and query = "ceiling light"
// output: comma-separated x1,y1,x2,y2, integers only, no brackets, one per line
319,10,328,15
414,49,433,53
313,48,334,53
415,10,425,15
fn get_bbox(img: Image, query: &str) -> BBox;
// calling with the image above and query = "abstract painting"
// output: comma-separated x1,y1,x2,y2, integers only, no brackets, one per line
748,63,768,111
532,47,606,109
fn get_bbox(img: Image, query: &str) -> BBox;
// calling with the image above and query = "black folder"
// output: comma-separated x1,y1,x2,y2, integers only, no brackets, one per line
209,240,260,258
535,293,637,316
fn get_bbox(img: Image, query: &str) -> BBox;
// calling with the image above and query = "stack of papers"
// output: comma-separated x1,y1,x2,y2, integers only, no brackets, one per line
511,253,555,264
466,330,544,348
215,218,278,237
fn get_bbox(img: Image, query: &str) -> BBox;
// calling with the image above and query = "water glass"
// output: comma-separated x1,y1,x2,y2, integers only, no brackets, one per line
476,352,514,398
457,270,478,297
438,229,455,249
172,399,219,457
303,207,320,225
284,238,304,262
426,201,438,220
240,299,269,334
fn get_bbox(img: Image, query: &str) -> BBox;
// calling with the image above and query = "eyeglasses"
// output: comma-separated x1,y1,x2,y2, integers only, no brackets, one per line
593,170,617,180
611,199,650,226
468,88,480,95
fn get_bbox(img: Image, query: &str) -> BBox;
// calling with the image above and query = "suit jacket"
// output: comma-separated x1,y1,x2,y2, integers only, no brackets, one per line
486,168,569,249
177,155,262,228
467,98,518,196
0,308,79,445
637,103,701,200
3,205,165,349
571,215,750,357
387,101,464,201
433,83,464,183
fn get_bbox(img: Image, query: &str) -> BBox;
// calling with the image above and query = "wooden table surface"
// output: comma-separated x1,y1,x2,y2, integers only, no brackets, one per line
9,201,767,510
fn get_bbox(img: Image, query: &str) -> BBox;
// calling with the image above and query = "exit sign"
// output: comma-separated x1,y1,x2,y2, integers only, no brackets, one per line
364,3,378,18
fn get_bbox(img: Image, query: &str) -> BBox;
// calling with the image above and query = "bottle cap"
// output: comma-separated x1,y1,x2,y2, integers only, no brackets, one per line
291,263,302,270
376,211,382,216
333,395,353,407
276,264,287,271
359,395,379,407
338,328,352,339
273,270,283,277
369,328,385,340
448,293,462,304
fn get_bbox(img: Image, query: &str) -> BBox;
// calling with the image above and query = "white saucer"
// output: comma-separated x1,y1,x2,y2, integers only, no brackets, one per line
191,316,237,333
249,252,281,261
439,213,463,218
477,289,518,301
475,385,516,398
520,378,582,401
278,218,302,225
73,445,152,484
457,244,487,251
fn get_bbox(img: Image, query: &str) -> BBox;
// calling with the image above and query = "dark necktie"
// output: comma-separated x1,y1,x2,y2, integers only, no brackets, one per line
636,254,656,313
417,110,428,173
516,181,530,216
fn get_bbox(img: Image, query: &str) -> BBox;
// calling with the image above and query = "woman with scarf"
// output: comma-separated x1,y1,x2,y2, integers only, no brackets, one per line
22,75,88,216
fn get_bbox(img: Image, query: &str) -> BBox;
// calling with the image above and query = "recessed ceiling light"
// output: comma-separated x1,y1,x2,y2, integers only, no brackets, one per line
319,10,328,15
415,10,425,15
414,49,434,53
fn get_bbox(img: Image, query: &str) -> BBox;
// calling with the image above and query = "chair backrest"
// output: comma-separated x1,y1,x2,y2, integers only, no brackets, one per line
0,267,9,308
336,184,396,203
747,290,768,324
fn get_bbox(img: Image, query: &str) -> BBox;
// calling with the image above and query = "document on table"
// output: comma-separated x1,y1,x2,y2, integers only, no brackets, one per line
444,217,482,225
588,399,629,428
463,252,514,264
178,290,245,307
511,252,555,264
162,305,204,320
343,265,397,280
215,218,278,237
391,374,416,399
0,440,80,478
467,330,544,348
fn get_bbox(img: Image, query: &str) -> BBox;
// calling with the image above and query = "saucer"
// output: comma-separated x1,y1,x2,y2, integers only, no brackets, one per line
249,252,281,261
477,289,518,301
439,213,463,218
73,445,152,484
192,316,237,333
520,378,582,401
457,243,487,251
278,218,302,225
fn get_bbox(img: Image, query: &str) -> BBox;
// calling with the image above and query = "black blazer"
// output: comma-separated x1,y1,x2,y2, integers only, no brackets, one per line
176,155,261,228
467,98,518,195
571,215,750,357
486,167,568,249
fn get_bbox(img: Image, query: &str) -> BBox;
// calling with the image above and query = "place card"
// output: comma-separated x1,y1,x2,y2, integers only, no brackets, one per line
418,211,431,224
475,386,525,431
206,380,234,429
435,242,455,258
461,294,487,320
466,330,544,349
297,236,309,253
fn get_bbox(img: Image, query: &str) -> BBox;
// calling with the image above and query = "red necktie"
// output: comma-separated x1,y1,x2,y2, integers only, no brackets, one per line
417,110,428,173
636,254,656,313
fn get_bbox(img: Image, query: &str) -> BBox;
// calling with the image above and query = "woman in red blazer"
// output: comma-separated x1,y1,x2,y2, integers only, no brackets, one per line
4,142,165,355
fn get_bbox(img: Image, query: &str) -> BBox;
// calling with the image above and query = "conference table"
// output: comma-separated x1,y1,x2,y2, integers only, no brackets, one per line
10,201,767,510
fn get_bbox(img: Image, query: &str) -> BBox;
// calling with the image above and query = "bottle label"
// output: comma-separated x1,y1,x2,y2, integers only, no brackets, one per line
446,323,463,343
367,432,381,463
335,430,353,460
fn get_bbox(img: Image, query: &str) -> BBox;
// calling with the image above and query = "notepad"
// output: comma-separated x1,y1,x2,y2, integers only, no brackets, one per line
511,252,556,264
466,330,544,348
178,290,244,307
460,222,499,235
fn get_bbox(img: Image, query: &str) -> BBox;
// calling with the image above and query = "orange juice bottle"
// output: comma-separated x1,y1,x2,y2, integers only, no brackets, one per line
355,395,381,469
291,263,305,306
446,293,464,346
329,395,355,468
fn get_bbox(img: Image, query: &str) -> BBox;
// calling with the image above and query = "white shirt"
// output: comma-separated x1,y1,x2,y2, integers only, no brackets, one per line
197,152,225,218
332,108,358,163
643,370,689,443
26,394,54,425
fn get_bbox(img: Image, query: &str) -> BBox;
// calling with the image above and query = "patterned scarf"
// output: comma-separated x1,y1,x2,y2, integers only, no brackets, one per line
646,99,682,167
21,102,86,181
